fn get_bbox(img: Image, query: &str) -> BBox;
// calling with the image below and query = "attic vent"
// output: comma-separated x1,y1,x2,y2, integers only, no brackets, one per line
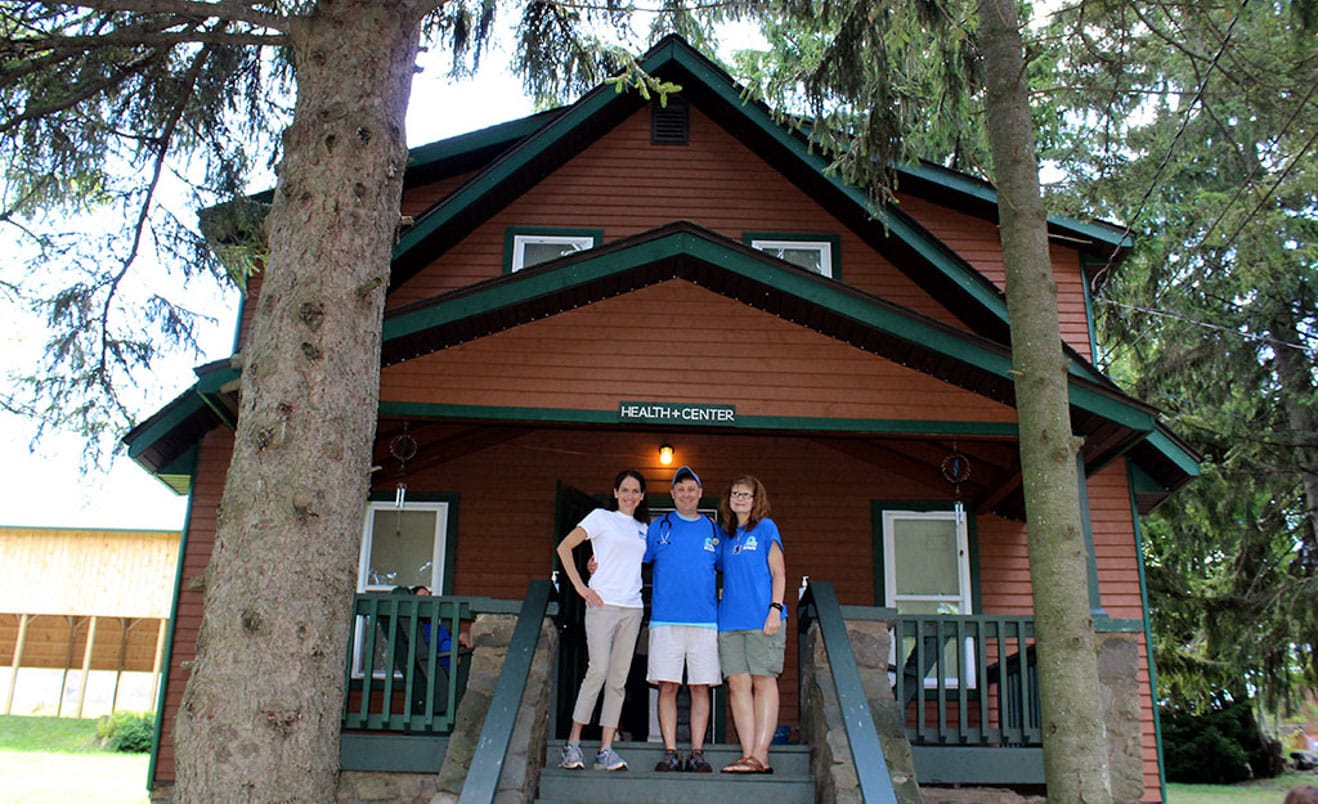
651,96,690,145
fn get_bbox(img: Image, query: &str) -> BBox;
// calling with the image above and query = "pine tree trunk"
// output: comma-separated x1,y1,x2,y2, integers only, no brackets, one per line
1271,312,1318,572
977,0,1114,800
173,1,427,798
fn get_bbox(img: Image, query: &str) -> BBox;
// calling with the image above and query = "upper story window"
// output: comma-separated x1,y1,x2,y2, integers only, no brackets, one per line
505,227,604,273
744,232,841,279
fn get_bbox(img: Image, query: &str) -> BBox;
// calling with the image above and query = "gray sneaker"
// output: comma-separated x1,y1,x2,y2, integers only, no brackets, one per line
559,742,584,770
594,746,628,771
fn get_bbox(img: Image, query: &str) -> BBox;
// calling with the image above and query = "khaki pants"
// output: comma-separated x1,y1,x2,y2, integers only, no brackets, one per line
571,604,643,728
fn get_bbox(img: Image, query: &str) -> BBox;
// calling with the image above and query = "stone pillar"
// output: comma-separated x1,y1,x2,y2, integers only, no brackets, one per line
431,613,558,803
799,618,922,804
1097,633,1145,804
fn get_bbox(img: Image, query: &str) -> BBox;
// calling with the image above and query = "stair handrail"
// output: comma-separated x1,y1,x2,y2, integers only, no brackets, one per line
458,578,554,804
798,581,900,804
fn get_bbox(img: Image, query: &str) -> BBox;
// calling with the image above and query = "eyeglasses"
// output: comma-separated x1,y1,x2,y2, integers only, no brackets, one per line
729,491,755,500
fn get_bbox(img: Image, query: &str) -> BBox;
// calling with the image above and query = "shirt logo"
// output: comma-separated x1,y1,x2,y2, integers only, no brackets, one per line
744,536,759,551
703,537,716,552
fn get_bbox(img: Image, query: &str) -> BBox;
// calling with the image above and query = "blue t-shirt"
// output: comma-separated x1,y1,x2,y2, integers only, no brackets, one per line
421,621,455,673
645,512,720,627
716,518,786,632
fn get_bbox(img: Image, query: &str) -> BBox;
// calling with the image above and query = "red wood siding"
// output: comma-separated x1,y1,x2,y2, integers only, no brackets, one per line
387,107,967,332
893,194,1095,360
1089,463,1145,619
381,281,1018,425
152,427,230,787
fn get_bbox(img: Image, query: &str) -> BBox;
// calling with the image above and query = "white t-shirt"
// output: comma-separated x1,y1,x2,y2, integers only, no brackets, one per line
579,508,647,608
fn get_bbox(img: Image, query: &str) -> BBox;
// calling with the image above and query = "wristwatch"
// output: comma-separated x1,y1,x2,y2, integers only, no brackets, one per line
769,602,784,612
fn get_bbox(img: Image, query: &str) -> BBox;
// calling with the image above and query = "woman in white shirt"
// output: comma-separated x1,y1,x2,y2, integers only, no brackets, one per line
555,468,650,772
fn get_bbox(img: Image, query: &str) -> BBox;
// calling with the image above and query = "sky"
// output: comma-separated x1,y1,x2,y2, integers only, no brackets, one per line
0,32,543,531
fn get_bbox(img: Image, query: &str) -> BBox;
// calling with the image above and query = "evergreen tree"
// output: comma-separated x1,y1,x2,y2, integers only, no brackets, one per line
1047,0,1318,714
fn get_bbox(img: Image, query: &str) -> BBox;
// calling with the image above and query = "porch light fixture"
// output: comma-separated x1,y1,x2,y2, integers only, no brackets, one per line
658,444,674,465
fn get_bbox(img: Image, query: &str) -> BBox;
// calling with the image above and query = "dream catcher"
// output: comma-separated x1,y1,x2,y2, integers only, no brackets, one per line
940,443,972,525
389,421,418,523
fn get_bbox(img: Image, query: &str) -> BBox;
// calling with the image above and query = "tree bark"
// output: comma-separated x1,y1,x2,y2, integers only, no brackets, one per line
173,0,429,798
1271,311,1318,574
978,0,1113,800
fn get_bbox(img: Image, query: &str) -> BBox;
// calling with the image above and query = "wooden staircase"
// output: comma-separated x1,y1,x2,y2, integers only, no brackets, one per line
536,741,815,803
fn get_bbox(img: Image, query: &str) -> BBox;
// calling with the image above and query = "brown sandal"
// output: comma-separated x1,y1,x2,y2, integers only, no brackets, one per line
721,756,773,774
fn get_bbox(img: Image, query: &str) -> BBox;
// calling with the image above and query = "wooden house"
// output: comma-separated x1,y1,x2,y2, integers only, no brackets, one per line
125,36,1197,801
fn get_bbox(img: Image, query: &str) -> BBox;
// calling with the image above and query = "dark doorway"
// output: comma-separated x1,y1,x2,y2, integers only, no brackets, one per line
551,483,652,742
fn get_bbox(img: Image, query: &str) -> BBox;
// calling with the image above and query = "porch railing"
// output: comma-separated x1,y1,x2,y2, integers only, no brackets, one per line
892,614,1040,746
342,592,473,733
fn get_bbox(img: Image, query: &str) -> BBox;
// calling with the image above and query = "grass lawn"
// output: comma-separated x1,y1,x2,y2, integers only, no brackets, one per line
0,716,150,804
1166,770,1317,803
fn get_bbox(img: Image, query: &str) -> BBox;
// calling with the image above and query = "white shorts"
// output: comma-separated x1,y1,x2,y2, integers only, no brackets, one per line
646,624,722,686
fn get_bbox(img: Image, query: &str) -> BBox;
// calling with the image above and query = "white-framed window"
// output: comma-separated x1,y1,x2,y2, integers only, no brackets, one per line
511,234,596,272
358,500,450,593
750,238,835,278
353,500,451,677
882,509,976,688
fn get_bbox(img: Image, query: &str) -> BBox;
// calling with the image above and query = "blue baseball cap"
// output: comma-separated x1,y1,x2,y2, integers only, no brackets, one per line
672,466,701,487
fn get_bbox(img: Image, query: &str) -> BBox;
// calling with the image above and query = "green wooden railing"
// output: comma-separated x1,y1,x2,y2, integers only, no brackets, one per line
342,592,473,733
891,614,1040,746
799,582,902,804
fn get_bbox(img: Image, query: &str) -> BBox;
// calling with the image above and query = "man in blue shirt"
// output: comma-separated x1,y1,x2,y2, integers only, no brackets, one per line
645,466,721,773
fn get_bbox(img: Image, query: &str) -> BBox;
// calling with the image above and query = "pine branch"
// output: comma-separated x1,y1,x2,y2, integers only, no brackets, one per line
63,0,288,33
4,24,284,54
0,50,168,135
95,41,212,382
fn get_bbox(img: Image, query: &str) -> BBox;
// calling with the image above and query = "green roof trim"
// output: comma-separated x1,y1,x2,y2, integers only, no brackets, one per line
895,161,1134,251
378,400,1019,436
125,391,208,462
387,227,1012,373
1147,428,1202,478
406,109,565,172
1093,617,1145,633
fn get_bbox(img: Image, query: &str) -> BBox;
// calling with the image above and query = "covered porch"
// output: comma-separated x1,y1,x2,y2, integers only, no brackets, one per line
337,583,1047,793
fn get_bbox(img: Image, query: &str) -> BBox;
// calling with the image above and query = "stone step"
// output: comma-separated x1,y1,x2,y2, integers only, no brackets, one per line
544,740,811,775
537,742,814,804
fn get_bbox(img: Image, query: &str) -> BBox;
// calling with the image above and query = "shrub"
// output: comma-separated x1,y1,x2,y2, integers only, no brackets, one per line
1161,697,1275,783
96,711,155,753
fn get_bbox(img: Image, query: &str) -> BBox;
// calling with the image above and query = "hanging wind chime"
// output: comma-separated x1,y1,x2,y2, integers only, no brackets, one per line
940,444,972,525
389,423,418,536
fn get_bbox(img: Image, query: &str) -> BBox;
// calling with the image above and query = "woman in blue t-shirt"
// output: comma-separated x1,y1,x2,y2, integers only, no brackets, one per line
715,474,786,775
